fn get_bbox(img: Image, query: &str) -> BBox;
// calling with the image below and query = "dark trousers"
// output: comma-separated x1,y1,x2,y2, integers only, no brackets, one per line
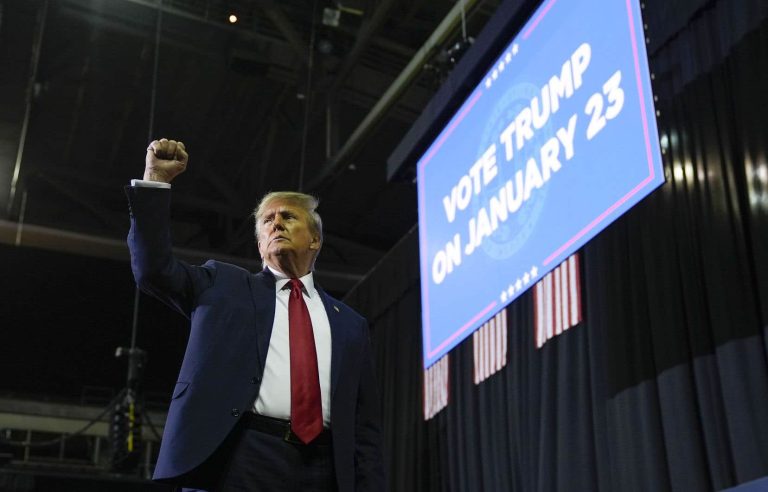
181,421,337,492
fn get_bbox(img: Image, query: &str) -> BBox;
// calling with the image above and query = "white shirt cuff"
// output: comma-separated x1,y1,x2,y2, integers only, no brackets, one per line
131,179,171,189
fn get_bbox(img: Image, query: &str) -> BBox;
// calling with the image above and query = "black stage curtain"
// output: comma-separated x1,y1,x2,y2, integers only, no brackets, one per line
344,5,768,491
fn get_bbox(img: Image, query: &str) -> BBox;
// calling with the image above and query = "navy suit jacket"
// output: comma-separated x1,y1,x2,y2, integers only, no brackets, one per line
126,186,385,491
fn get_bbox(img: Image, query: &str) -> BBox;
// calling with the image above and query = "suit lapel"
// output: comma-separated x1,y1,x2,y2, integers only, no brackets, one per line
248,268,277,374
317,285,344,398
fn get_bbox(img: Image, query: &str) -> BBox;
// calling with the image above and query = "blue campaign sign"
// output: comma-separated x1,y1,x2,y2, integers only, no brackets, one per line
417,0,664,368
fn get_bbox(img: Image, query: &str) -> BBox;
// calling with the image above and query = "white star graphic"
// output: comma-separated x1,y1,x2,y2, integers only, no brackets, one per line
515,278,523,290
485,78,492,88
507,284,515,297
530,265,538,278
498,61,505,72
512,44,519,55
492,69,498,80
501,290,508,302
523,272,531,284
505,52,512,63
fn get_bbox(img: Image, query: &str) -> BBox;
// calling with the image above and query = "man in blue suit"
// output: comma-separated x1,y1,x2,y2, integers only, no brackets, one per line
127,138,385,491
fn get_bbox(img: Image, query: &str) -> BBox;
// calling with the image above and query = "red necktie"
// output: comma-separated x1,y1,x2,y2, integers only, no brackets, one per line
288,279,323,444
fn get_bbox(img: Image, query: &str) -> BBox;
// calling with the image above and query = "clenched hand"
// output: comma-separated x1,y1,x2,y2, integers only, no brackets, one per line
145,138,189,183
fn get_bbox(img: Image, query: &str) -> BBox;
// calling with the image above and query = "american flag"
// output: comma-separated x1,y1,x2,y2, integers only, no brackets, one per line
423,354,449,420
473,309,508,384
533,253,582,349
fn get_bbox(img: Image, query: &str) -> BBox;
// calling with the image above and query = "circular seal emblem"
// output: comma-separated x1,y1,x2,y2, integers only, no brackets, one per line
470,81,554,261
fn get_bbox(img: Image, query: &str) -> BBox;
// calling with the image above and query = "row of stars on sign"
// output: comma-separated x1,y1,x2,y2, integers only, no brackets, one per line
500,265,539,302
484,43,520,89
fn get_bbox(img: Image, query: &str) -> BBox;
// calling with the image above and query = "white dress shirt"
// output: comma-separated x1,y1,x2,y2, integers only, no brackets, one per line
254,267,332,427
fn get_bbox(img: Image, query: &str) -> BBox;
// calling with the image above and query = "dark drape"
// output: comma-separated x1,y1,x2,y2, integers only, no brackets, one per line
344,3,768,491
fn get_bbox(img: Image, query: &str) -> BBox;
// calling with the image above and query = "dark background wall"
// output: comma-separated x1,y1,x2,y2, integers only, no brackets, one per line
0,243,187,403
344,3,768,491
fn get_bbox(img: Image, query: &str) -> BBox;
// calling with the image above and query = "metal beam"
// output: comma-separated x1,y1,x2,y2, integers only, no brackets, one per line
35,174,125,234
334,24,416,59
7,0,48,218
0,220,366,290
306,0,481,190
37,167,244,218
0,397,167,440
255,0,309,62
329,0,397,91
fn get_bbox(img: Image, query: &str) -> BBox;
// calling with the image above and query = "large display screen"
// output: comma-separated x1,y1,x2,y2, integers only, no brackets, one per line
418,0,664,367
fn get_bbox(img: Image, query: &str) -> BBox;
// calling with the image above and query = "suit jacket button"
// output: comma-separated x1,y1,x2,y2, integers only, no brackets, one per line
231,408,240,417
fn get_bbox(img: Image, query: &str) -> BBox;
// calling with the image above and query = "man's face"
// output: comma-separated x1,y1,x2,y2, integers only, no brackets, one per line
256,199,321,273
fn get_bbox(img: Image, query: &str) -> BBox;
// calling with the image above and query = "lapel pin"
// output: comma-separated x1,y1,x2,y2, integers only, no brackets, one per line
333,306,340,312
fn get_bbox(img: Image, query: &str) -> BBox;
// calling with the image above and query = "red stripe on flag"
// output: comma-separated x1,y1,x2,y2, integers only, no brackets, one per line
485,317,492,379
479,321,485,383
424,355,450,420
546,274,554,340
534,253,583,349
554,266,562,335
501,309,508,370
570,254,582,325
535,283,543,348
472,310,509,385
493,309,507,372
472,330,479,385
560,259,569,333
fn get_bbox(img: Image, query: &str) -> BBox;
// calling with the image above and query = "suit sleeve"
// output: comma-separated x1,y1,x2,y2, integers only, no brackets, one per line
125,186,214,318
354,321,387,491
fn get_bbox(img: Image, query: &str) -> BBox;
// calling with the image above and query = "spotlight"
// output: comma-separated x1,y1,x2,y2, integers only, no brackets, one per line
228,14,238,24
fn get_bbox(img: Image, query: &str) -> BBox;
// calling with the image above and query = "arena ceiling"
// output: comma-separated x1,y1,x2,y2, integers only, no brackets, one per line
0,0,501,296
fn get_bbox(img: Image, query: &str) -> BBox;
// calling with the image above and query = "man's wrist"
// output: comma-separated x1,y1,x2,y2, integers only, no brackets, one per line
143,170,172,183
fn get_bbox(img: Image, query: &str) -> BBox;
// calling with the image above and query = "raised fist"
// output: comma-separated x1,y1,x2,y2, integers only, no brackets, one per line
145,138,189,183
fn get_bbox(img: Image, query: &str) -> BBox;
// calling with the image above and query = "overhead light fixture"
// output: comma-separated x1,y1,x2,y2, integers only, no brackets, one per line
322,8,340,27
228,14,238,24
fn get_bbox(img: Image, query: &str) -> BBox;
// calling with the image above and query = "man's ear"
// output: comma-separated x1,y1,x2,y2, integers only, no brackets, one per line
309,236,321,250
